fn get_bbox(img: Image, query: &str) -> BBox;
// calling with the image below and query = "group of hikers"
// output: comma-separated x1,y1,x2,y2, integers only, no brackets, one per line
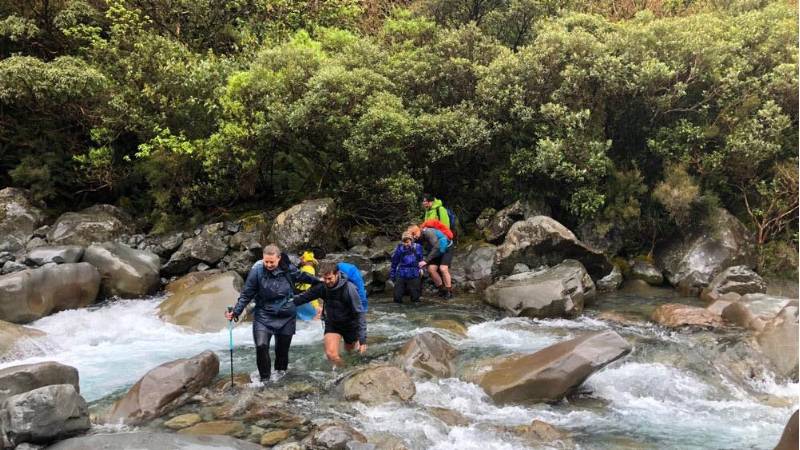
224,194,457,383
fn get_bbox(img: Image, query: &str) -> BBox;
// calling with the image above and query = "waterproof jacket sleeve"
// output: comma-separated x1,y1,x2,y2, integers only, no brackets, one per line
389,245,402,280
292,282,325,306
233,265,259,317
346,282,367,345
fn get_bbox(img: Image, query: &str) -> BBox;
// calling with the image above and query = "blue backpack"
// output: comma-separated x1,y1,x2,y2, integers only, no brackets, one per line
337,262,368,312
438,206,459,240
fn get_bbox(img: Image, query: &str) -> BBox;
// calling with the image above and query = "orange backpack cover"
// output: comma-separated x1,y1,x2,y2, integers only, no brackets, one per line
420,219,454,240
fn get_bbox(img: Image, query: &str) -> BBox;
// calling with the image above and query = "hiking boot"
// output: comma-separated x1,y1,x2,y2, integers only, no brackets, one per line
442,288,453,300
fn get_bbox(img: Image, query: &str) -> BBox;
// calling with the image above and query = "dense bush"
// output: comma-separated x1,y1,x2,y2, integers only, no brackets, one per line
0,0,796,268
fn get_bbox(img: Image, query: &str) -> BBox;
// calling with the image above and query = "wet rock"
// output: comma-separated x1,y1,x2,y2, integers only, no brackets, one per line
158,271,244,332
268,198,338,253
774,410,798,450
362,236,394,260
165,270,222,294
145,232,184,258
222,250,260,279
484,260,595,319
596,311,645,327
82,242,161,298
342,365,415,405
0,263,101,323
311,422,367,449
163,413,202,430
0,384,89,446
721,302,765,331
450,243,496,291
107,350,219,425
24,237,46,251
0,320,45,360
629,261,663,285
509,419,574,449
47,432,264,450
482,199,550,244
261,429,292,446
739,293,794,321
596,265,623,292
2,260,27,274
512,263,530,274
0,362,79,404
229,230,262,253
0,188,45,253
162,223,229,275
430,319,468,337
321,253,373,270
651,304,724,328
703,265,766,298
494,216,611,279
655,208,756,295
395,332,457,378
47,204,133,247
0,252,13,266
428,407,469,427
25,246,84,266
471,330,631,403
366,433,408,450
346,227,372,248
178,420,246,437
756,303,799,381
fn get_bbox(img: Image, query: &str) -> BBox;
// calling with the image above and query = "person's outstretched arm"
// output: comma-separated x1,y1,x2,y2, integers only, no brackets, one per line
232,265,259,319
293,283,325,306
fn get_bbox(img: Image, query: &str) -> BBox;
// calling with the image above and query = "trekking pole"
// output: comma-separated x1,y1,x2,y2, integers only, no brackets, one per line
226,306,234,388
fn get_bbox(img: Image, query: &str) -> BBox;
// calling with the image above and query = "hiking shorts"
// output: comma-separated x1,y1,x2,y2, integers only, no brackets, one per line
428,249,453,266
324,321,359,345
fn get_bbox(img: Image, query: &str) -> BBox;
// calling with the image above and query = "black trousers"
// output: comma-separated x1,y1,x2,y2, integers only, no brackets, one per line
394,277,422,303
253,329,293,380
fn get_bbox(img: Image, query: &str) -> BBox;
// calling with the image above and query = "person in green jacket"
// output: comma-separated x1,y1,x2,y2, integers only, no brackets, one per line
421,193,450,229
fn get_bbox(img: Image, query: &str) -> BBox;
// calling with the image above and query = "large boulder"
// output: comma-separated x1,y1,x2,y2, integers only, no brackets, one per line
342,365,415,405
471,330,631,404
774,410,798,450
0,321,45,360
0,362,79,404
158,271,244,332
0,263,101,323
164,270,221,294
107,350,219,425
0,188,45,253
450,243,496,291
651,304,724,328
47,205,133,246
494,216,611,279
395,332,457,379
267,198,338,253
596,265,623,292
0,384,89,446
483,260,595,318
703,265,767,298
707,300,765,332
482,200,550,244
47,432,265,450
756,303,799,381
629,261,663,286
738,293,794,321
162,223,230,276
655,208,756,295
82,242,161,298
24,246,84,266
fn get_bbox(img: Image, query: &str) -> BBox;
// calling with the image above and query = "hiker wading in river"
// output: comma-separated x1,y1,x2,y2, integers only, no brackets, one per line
225,244,319,383
292,262,367,368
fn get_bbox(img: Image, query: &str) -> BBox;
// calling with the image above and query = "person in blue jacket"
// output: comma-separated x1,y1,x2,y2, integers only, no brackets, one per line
225,244,319,383
390,231,424,303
